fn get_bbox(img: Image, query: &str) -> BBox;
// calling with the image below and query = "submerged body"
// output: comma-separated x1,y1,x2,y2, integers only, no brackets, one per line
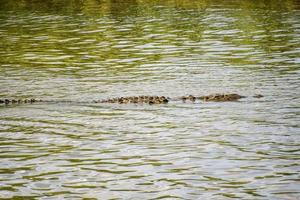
0,94,262,105
198,93,245,102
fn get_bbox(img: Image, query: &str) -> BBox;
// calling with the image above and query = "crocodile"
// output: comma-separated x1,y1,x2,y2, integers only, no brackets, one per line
0,93,263,105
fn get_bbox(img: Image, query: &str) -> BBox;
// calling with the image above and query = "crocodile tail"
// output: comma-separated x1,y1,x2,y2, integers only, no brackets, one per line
0,99,43,104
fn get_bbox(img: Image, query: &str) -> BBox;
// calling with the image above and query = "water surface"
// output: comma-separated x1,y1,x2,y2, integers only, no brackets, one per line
0,0,300,199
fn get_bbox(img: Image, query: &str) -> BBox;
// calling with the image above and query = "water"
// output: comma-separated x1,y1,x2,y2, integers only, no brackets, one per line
0,0,299,199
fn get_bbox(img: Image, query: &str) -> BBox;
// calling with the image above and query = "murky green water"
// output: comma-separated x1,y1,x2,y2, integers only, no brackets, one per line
0,0,300,199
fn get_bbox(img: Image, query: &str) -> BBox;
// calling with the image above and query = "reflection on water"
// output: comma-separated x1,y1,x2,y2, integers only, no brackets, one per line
0,0,299,199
